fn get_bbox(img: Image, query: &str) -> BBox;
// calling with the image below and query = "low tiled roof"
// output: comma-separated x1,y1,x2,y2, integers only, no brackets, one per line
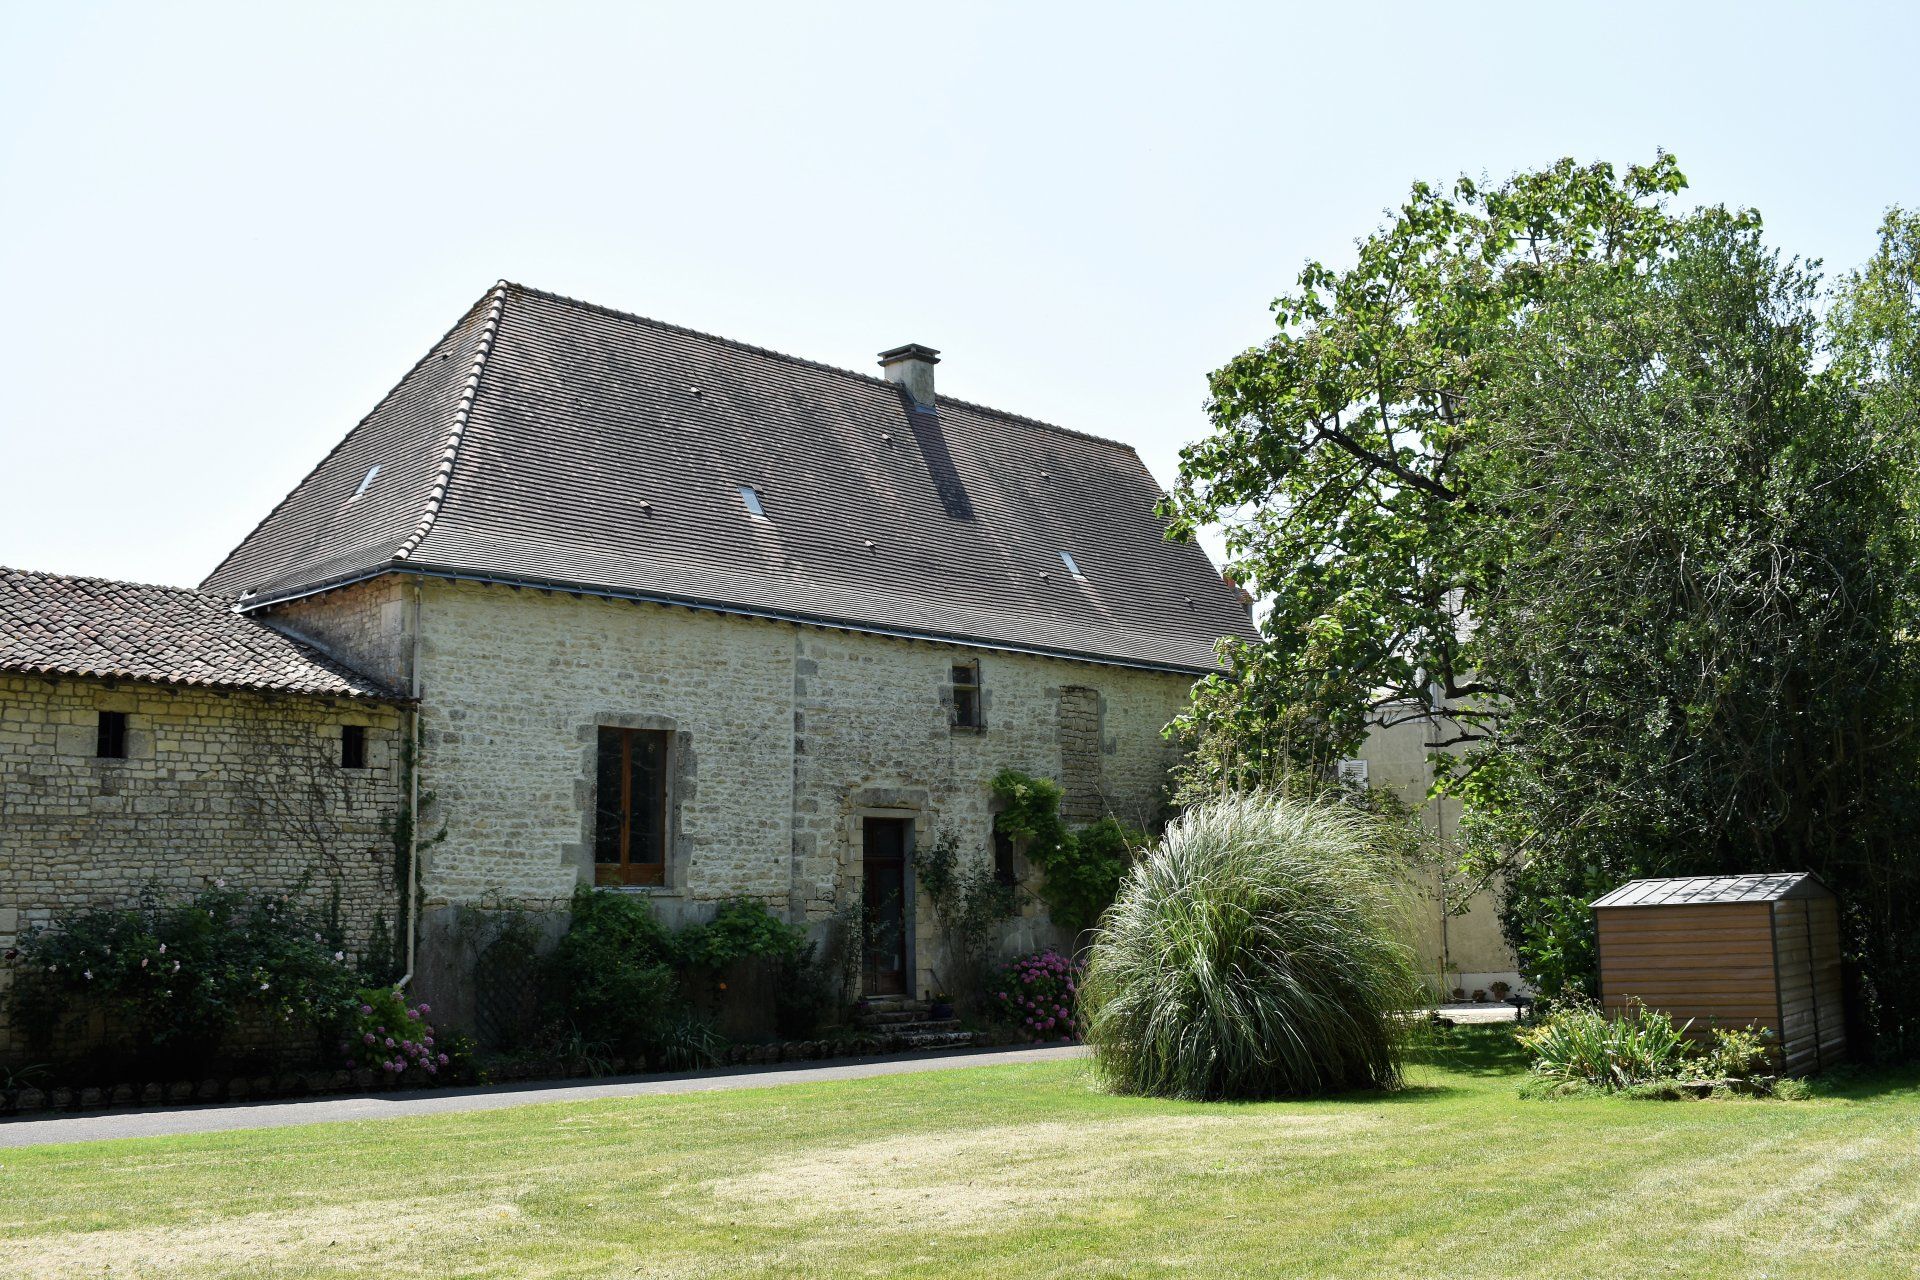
1591,873,1830,909
0,568,400,699
202,282,1256,673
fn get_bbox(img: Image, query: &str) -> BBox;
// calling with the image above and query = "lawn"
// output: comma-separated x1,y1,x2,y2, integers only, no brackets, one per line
1,1030,1916,1279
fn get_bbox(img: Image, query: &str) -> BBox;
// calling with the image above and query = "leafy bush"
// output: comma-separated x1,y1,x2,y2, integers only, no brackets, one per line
987,949,1082,1042
912,831,1019,1008
1701,1024,1777,1080
676,897,806,969
773,941,841,1039
990,769,1144,933
1519,1001,1780,1090
6,882,361,1070
542,887,683,1061
1519,1001,1693,1090
1084,793,1422,1099
336,987,456,1080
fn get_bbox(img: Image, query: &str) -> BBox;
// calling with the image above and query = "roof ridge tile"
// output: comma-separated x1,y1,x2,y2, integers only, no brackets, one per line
392,283,508,562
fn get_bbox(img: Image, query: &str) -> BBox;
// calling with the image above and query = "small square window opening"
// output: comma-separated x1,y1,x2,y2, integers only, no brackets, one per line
96,710,128,759
739,485,768,520
341,724,368,769
951,661,982,729
1059,550,1087,580
348,464,380,504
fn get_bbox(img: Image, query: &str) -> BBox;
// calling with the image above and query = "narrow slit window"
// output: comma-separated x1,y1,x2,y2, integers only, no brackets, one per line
1059,550,1086,580
96,710,128,759
341,724,367,769
992,827,1017,887
951,661,983,729
348,464,380,503
595,727,670,886
739,485,768,520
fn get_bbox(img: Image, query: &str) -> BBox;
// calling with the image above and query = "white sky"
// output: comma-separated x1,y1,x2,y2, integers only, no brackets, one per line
2,1,1914,588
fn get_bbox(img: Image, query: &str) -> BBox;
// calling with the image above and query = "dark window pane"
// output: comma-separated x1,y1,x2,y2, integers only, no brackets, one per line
628,731,666,867
993,829,1016,886
594,728,624,866
96,711,127,759
341,725,367,769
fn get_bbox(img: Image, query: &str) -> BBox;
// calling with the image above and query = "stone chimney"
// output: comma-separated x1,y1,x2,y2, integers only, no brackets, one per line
878,343,940,410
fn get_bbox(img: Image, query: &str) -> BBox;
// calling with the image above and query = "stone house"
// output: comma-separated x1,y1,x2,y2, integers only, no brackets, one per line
0,570,407,1055
4,282,1255,1030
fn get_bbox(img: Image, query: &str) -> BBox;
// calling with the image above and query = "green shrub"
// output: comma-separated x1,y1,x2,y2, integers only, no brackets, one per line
1083,793,1423,1099
1700,1024,1777,1080
911,831,1019,1008
1519,1001,1693,1089
6,882,361,1071
773,941,841,1039
676,897,806,970
1521,1001,1783,1092
542,888,683,1061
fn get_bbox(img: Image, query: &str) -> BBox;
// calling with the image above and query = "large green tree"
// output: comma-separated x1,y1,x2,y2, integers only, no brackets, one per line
1167,159,1920,1055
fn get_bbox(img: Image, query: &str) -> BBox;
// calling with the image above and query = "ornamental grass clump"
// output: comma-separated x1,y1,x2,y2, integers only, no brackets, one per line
1083,793,1423,1100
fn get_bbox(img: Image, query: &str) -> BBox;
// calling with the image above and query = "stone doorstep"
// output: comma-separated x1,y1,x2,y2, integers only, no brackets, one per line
0,1031,1013,1117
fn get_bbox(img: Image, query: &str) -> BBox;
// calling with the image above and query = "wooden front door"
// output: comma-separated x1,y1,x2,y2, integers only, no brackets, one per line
862,817,911,996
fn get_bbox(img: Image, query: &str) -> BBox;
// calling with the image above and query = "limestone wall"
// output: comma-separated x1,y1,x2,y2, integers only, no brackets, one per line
0,673,406,1053
402,578,1194,1002
1357,710,1522,996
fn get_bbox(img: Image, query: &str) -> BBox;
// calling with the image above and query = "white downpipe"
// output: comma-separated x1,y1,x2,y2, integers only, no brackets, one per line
397,580,423,990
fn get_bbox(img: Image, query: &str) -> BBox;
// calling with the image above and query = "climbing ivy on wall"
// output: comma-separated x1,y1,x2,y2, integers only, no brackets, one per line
990,768,1143,935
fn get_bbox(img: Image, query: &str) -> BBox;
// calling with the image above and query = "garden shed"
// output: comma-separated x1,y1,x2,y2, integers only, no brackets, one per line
1591,873,1845,1075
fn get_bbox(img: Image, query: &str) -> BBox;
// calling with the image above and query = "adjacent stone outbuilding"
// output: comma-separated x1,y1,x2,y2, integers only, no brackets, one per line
0,569,409,1057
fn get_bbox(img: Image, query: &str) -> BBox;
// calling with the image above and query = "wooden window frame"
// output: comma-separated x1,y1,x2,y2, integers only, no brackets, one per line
951,660,983,730
96,710,128,760
595,726,669,887
340,724,368,769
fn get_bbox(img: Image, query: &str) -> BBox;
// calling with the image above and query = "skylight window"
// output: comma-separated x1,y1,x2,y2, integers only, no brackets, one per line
739,485,769,521
1059,550,1087,580
348,464,380,503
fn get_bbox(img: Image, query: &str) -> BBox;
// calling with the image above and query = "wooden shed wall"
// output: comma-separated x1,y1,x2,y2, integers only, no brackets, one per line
1596,902,1780,1031
1771,897,1846,1075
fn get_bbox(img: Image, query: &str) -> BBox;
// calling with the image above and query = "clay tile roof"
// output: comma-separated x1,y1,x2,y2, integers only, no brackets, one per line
0,568,400,699
1590,873,1830,909
201,282,1256,674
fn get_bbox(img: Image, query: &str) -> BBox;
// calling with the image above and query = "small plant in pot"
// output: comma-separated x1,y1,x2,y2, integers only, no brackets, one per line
927,990,955,1021
1472,989,1489,1003
1451,987,1467,1002
1490,980,1512,1002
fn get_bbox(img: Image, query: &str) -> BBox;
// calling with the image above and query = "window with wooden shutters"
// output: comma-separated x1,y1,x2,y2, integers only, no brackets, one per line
594,727,669,886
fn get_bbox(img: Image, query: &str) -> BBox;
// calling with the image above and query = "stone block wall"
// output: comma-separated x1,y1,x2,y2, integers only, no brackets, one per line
0,674,406,1056
387,578,1194,1005
1357,706,1521,995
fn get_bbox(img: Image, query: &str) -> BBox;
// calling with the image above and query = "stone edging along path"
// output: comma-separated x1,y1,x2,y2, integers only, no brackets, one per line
0,1043,1090,1149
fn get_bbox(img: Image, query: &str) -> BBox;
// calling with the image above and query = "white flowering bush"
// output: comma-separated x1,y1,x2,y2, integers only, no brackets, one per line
6,881,363,1071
